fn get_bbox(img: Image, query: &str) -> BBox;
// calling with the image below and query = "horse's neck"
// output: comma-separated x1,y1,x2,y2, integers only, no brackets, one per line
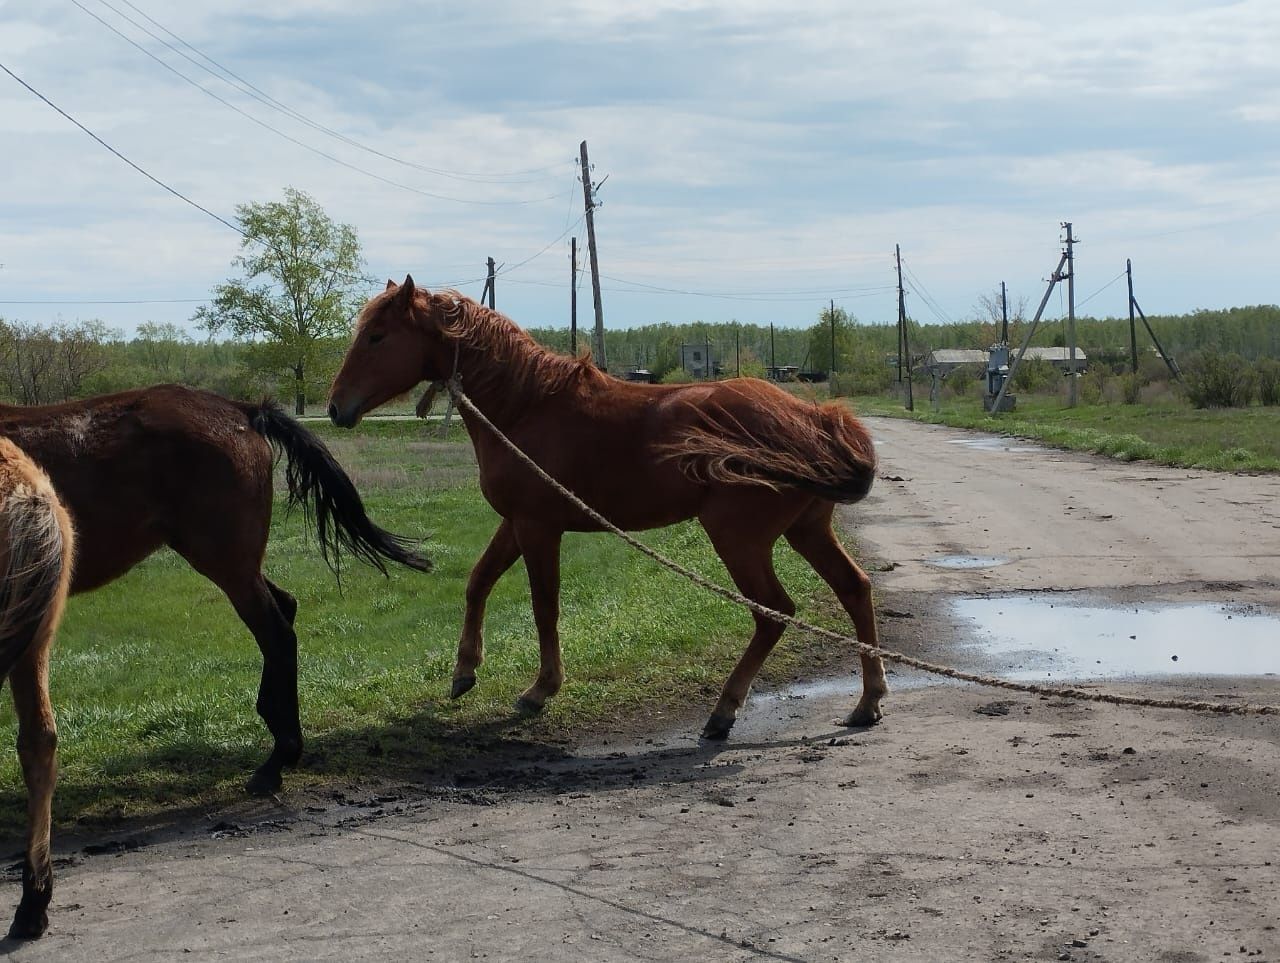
452,332,568,426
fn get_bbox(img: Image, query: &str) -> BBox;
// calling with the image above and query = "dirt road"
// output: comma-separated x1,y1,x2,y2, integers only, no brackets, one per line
8,417,1280,961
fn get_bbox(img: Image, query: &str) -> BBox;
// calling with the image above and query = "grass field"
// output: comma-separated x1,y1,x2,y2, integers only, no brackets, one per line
853,392,1280,472
0,419,849,831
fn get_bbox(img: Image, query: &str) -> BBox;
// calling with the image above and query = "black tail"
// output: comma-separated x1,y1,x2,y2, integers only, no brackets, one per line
242,401,431,577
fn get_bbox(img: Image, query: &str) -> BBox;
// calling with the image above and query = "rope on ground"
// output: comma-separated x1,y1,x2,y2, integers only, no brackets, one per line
444,379,1279,717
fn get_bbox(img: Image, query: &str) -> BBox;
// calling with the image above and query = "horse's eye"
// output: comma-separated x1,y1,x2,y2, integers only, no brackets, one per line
368,332,385,345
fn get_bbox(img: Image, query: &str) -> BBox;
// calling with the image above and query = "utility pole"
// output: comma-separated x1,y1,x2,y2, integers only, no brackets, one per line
735,328,741,378
1064,221,1078,407
579,140,607,370
485,256,496,309
992,247,1070,414
1126,258,1138,374
895,244,913,410
770,322,776,378
895,244,906,384
830,298,837,376
1000,280,1009,344
1127,259,1183,385
570,237,578,355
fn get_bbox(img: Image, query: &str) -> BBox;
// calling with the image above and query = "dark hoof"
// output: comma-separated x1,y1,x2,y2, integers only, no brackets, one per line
700,713,735,742
9,900,49,940
246,766,283,797
841,707,883,728
514,695,545,716
450,676,477,700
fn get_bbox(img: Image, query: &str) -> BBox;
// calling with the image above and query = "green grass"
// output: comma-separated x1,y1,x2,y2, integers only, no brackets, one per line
852,393,1280,472
0,419,846,831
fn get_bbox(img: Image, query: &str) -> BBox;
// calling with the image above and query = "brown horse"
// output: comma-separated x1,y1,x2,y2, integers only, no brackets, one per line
0,385,430,795
329,277,886,740
0,436,74,938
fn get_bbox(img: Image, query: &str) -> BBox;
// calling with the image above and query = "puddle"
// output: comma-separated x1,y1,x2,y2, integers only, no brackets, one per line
948,436,1044,453
954,596,1279,680
930,555,1011,569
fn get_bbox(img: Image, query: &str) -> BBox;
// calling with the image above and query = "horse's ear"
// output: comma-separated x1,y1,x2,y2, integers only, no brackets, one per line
394,274,416,308
385,279,397,291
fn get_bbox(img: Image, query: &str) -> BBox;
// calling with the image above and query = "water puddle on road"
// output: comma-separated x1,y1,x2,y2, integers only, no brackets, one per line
954,596,1280,680
930,554,1011,569
947,436,1045,453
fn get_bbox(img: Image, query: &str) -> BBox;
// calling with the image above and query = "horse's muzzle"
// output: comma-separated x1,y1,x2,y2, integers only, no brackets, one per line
328,401,361,428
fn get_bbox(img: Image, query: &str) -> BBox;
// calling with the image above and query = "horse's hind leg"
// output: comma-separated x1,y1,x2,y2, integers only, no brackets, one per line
451,519,521,700
699,515,797,741
8,646,58,939
177,538,301,795
228,576,301,795
785,503,887,727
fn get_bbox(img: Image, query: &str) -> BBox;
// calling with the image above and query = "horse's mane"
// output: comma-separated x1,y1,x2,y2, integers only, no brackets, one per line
425,290,604,405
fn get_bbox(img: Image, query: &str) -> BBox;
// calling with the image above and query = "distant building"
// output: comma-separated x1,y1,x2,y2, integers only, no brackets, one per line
680,343,720,379
925,346,1087,377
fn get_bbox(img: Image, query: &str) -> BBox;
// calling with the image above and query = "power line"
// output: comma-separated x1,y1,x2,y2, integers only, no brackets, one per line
0,297,209,305
597,274,896,303
71,0,572,207
0,59,245,235
102,0,571,184
1075,269,1127,311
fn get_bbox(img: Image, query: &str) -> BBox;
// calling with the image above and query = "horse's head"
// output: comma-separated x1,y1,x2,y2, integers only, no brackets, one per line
329,275,447,427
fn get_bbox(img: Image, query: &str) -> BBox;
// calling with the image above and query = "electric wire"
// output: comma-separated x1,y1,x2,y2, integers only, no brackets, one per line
1075,269,1127,311
102,0,571,184
71,0,572,206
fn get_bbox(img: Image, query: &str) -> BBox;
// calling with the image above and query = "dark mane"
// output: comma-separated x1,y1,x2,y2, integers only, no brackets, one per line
426,290,605,407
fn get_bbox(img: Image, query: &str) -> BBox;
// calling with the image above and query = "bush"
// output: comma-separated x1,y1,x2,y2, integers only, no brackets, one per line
943,364,980,398
1256,358,1280,406
1182,349,1256,408
659,369,694,385
1119,371,1143,405
829,363,893,398
1012,357,1056,393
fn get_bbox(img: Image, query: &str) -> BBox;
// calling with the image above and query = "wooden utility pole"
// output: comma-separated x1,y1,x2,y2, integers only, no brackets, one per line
895,244,913,410
579,140,607,369
735,328,741,378
485,256,496,309
1126,258,1138,374
1127,260,1183,384
770,322,776,378
1063,222,1078,407
570,237,578,355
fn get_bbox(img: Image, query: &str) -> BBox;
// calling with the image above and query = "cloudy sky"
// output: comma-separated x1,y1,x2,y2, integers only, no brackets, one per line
1,1,1277,335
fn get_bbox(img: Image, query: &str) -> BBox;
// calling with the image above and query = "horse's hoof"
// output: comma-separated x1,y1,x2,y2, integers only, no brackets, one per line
841,706,883,728
8,903,48,940
450,676,477,700
700,713,735,741
246,767,282,797
514,695,545,716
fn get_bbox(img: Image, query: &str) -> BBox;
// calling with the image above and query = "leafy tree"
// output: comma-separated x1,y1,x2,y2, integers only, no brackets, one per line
194,188,370,414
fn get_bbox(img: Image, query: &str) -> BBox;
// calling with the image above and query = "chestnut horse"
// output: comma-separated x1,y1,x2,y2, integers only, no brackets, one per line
0,385,430,795
329,277,886,740
0,436,73,938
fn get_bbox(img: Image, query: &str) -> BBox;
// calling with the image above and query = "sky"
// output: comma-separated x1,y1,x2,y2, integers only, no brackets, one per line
1,0,1278,337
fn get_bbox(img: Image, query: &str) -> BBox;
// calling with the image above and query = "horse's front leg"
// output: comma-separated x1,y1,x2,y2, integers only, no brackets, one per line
451,519,521,699
510,520,565,715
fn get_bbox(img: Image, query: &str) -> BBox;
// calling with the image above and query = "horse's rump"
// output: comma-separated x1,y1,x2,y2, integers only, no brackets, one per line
0,464,72,678
658,383,877,503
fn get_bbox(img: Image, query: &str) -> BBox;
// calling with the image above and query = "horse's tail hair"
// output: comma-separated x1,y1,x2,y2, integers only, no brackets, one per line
241,401,432,577
660,398,877,504
0,469,74,681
